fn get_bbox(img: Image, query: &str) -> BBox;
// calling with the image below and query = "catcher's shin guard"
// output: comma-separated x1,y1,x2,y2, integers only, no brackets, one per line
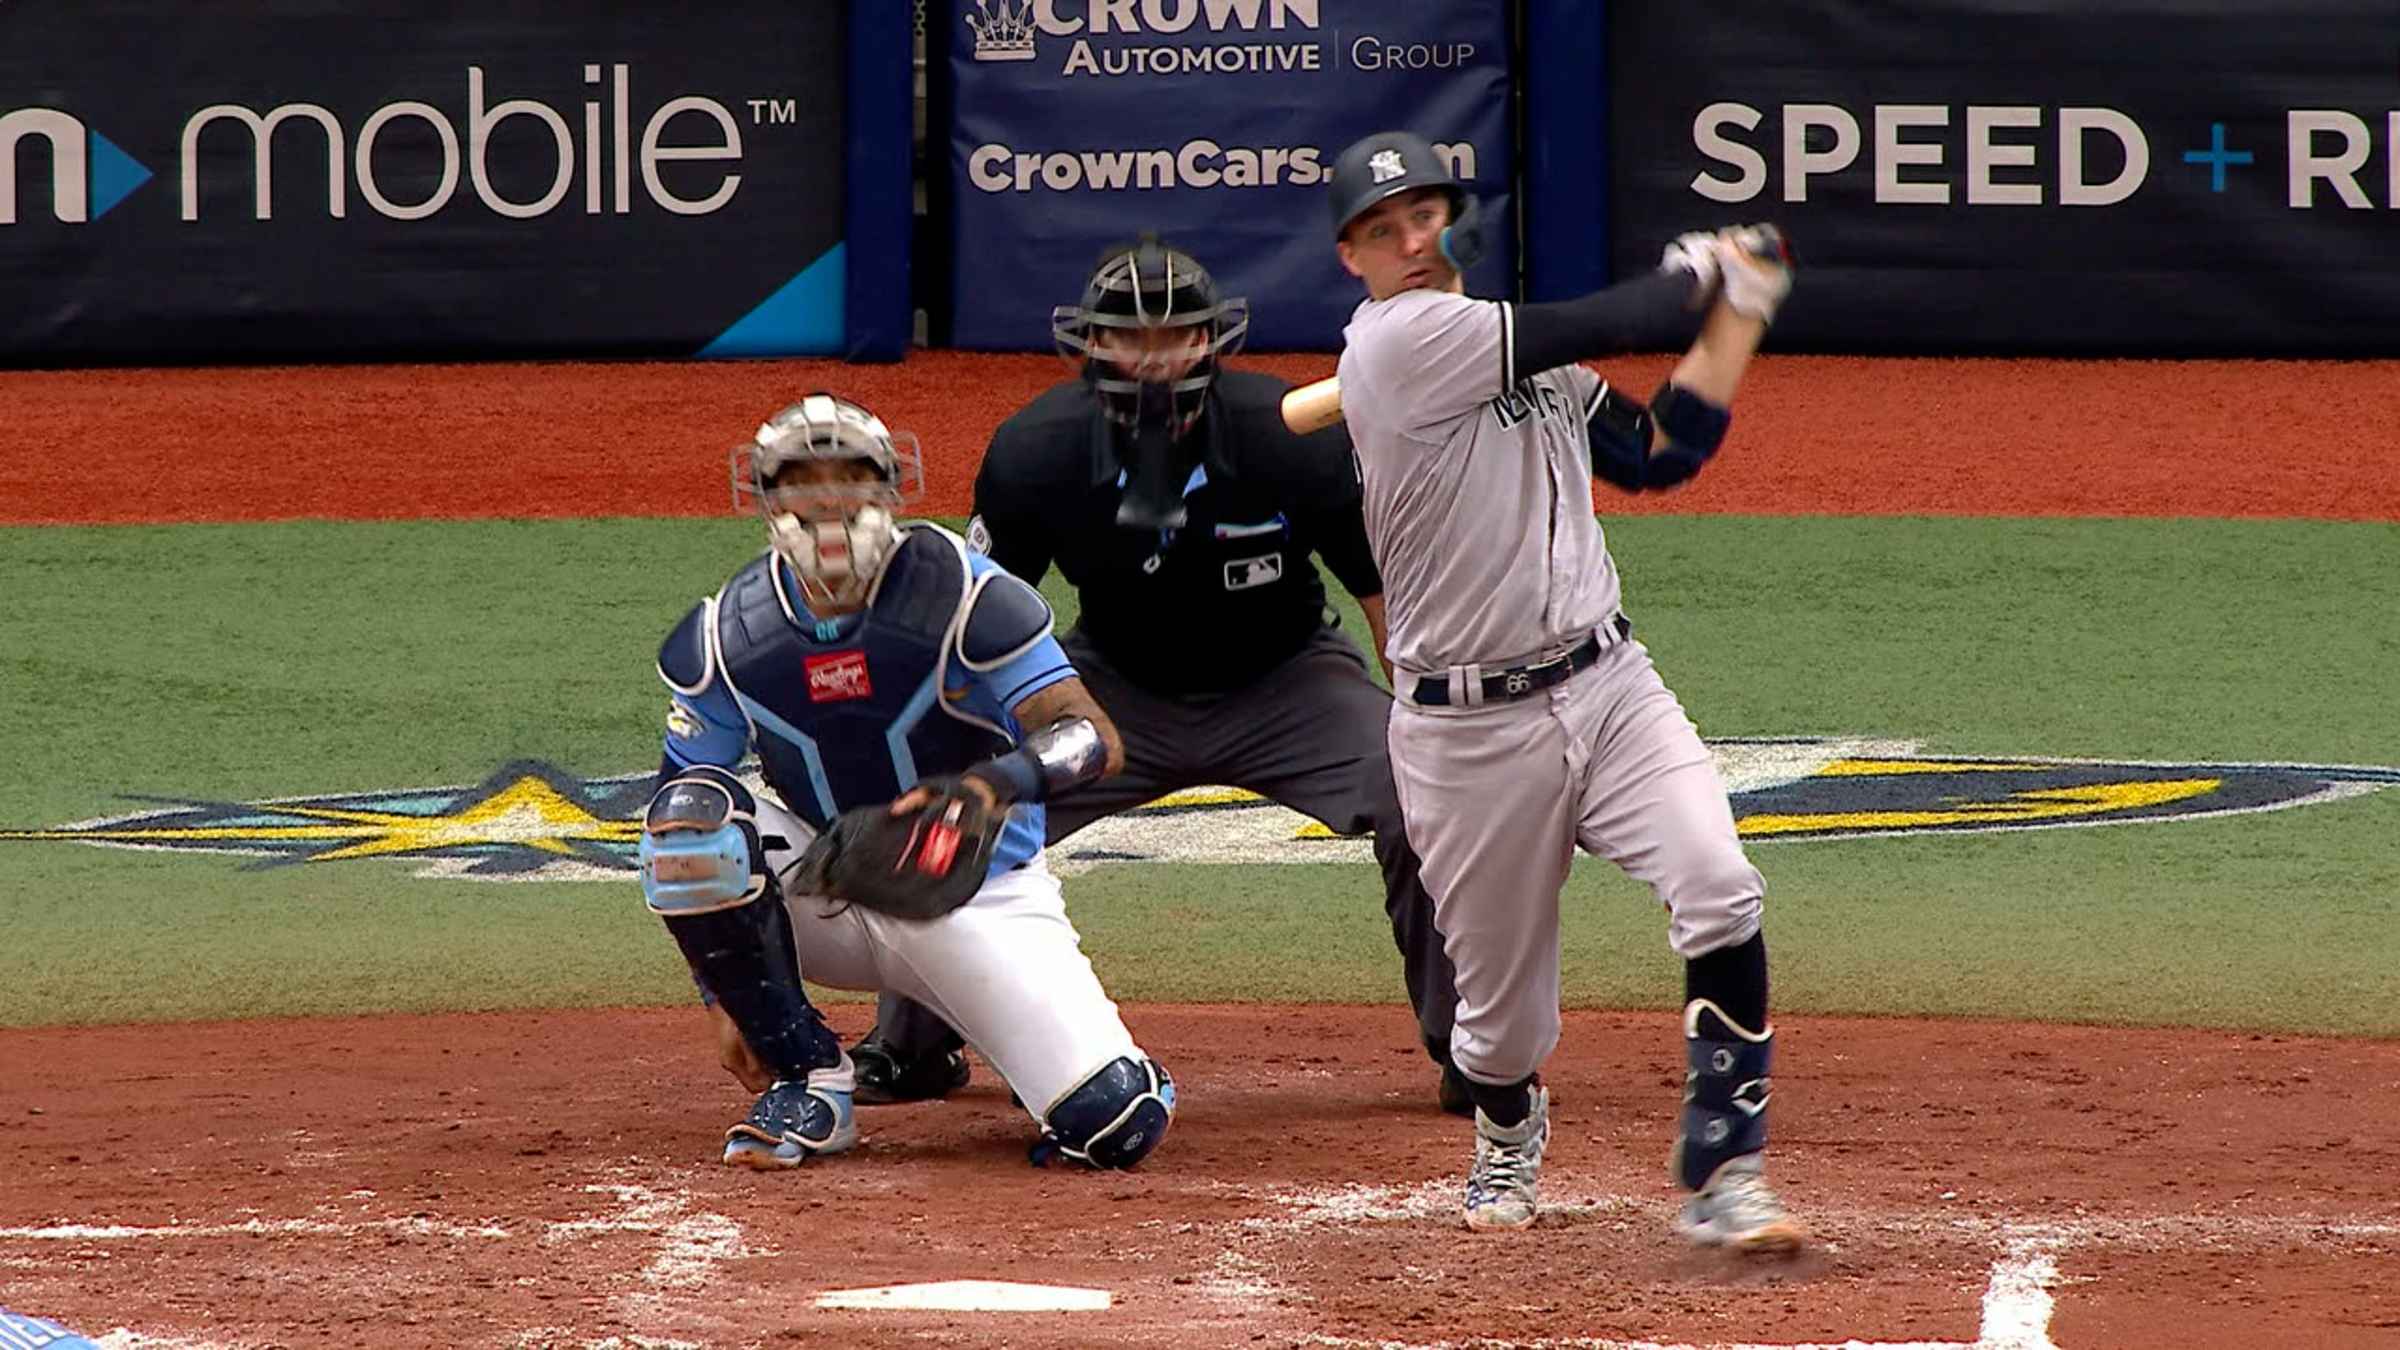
640,766,841,1079
1031,1056,1176,1170
1671,998,1774,1191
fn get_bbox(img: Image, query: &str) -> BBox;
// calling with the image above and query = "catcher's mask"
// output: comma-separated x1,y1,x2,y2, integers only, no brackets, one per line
728,393,925,612
1051,233,1249,530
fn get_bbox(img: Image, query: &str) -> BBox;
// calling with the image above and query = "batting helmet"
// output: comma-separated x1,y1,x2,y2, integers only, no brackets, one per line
1326,131,1485,270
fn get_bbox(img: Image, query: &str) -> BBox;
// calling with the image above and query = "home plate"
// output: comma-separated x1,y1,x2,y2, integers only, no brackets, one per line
812,1279,1112,1312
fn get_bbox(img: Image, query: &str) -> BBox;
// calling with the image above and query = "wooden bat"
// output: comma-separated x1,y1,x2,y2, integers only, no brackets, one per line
1280,376,1344,434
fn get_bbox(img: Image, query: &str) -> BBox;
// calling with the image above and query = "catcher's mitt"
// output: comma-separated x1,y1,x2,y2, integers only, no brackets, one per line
792,776,1003,921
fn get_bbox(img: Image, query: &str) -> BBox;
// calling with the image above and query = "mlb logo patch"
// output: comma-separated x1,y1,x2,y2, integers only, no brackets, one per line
1223,552,1284,591
805,650,873,702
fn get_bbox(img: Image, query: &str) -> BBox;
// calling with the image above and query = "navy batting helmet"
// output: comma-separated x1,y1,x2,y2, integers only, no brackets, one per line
1326,131,1485,270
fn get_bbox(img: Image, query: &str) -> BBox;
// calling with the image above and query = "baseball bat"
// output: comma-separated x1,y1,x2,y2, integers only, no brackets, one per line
1280,376,1343,435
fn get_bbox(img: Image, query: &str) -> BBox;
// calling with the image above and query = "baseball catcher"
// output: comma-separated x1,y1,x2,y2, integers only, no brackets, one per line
637,392,1175,1172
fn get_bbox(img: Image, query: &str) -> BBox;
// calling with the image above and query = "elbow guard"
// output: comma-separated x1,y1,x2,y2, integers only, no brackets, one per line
1649,380,1731,458
966,716,1109,805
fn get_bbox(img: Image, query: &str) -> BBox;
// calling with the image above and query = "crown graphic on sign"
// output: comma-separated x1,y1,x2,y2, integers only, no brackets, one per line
1368,148,1406,183
966,0,1038,61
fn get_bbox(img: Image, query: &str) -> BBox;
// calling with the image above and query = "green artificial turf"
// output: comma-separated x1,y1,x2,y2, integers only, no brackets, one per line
2,515,2393,1032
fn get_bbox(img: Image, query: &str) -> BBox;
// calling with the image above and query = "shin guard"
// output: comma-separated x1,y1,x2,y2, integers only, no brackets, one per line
1672,998,1773,1191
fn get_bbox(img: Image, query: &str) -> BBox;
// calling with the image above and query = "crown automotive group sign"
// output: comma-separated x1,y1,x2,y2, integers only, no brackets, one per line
944,0,1515,350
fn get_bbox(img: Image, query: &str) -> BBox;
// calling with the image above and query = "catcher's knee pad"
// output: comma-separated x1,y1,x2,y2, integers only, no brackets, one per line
642,767,839,1080
1671,998,1773,1191
1033,1055,1176,1170
639,766,768,916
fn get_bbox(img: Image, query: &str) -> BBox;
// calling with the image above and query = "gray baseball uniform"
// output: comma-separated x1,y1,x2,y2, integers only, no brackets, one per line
1337,288,1765,1087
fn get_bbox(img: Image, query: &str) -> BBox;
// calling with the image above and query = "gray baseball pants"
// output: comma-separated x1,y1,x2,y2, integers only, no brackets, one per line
1389,633,1764,1088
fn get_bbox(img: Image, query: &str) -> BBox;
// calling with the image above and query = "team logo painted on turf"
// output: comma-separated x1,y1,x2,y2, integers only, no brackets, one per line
0,761,649,880
3,740,2393,880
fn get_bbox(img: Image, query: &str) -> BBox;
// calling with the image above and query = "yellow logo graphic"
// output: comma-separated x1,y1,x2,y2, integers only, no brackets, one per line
3,740,2391,880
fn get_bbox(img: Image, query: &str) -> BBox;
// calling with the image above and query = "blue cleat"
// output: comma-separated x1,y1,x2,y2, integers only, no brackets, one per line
723,1079,858,1169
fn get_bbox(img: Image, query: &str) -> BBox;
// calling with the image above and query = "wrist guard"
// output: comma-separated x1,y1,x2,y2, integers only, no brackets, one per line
965,716,1108,805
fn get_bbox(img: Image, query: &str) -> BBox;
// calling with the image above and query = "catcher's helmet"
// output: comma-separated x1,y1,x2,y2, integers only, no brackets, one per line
729,393,925,610
1326,130,1484,270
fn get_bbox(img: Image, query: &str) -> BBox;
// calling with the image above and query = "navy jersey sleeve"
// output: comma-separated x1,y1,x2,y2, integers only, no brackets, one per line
969,420,1057,583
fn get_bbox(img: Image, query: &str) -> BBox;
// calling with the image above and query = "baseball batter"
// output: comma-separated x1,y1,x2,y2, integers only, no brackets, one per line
636,393,1173,1172
1324,130,1804,1247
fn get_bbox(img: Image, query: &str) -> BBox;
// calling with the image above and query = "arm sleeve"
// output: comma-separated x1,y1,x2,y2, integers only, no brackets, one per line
1348,290,1512,433
1511,271,1705,381
970,430,1056,583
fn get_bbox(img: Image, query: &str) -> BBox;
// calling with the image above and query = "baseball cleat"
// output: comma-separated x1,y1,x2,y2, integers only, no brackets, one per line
849,1038,971,1105
723,1079,858,1168
1463,1085,1549,1231
1675,1153,1806,1253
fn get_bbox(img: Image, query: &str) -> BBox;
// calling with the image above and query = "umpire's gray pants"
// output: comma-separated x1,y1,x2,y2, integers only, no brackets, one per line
872,621,1460,1065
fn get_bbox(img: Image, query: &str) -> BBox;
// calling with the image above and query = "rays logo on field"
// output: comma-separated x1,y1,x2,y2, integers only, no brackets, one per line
0,109,155,225
5,739,2394,881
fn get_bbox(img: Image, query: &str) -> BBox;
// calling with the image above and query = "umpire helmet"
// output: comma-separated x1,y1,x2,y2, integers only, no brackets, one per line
1326,130,1485,270
1051,232,1249,438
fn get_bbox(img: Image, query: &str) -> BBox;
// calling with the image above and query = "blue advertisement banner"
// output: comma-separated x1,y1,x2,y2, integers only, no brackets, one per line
1,1,854,364
945,0,1514,351
1607,0,2400,355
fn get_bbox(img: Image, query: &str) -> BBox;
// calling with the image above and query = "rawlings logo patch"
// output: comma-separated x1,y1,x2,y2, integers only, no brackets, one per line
805,650,873,702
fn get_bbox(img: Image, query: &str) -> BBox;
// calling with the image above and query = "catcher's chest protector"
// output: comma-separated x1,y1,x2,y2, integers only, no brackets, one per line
715,531,1010,828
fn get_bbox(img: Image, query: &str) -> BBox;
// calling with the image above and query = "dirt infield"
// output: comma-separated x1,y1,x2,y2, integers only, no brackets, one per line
4,1005,2396,1348
4,352,2398,525
4,353,2395,1346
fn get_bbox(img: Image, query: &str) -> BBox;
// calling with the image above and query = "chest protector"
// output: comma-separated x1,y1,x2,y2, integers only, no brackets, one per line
713,529,1012,830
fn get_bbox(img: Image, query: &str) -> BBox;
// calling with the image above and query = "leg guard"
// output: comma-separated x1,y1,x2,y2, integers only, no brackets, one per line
1670,998,1773,1192
640,766,840,1081
1030,1056,1175,1170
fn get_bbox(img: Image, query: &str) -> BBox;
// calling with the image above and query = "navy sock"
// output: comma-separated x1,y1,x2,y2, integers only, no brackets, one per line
1684,932,1769,1030
1463,1073,1536,1127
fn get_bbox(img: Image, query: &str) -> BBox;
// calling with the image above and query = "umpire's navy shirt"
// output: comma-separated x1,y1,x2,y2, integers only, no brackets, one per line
970,370,1383,698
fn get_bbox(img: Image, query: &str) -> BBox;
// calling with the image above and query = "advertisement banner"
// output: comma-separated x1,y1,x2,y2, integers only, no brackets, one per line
1608,1,2400,354
1,2,850,363
945,0,1513,351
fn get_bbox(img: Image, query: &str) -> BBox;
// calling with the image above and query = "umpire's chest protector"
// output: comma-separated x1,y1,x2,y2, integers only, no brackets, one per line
713,529,1011,827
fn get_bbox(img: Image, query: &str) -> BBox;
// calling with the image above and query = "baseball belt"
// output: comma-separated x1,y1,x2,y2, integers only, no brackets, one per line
1409,615,1632,708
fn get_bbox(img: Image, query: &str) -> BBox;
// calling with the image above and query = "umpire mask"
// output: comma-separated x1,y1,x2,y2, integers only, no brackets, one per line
1052,234,1249,530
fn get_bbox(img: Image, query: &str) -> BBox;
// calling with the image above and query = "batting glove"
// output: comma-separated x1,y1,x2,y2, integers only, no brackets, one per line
1710,225,1794,324
1658,230,1724,309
